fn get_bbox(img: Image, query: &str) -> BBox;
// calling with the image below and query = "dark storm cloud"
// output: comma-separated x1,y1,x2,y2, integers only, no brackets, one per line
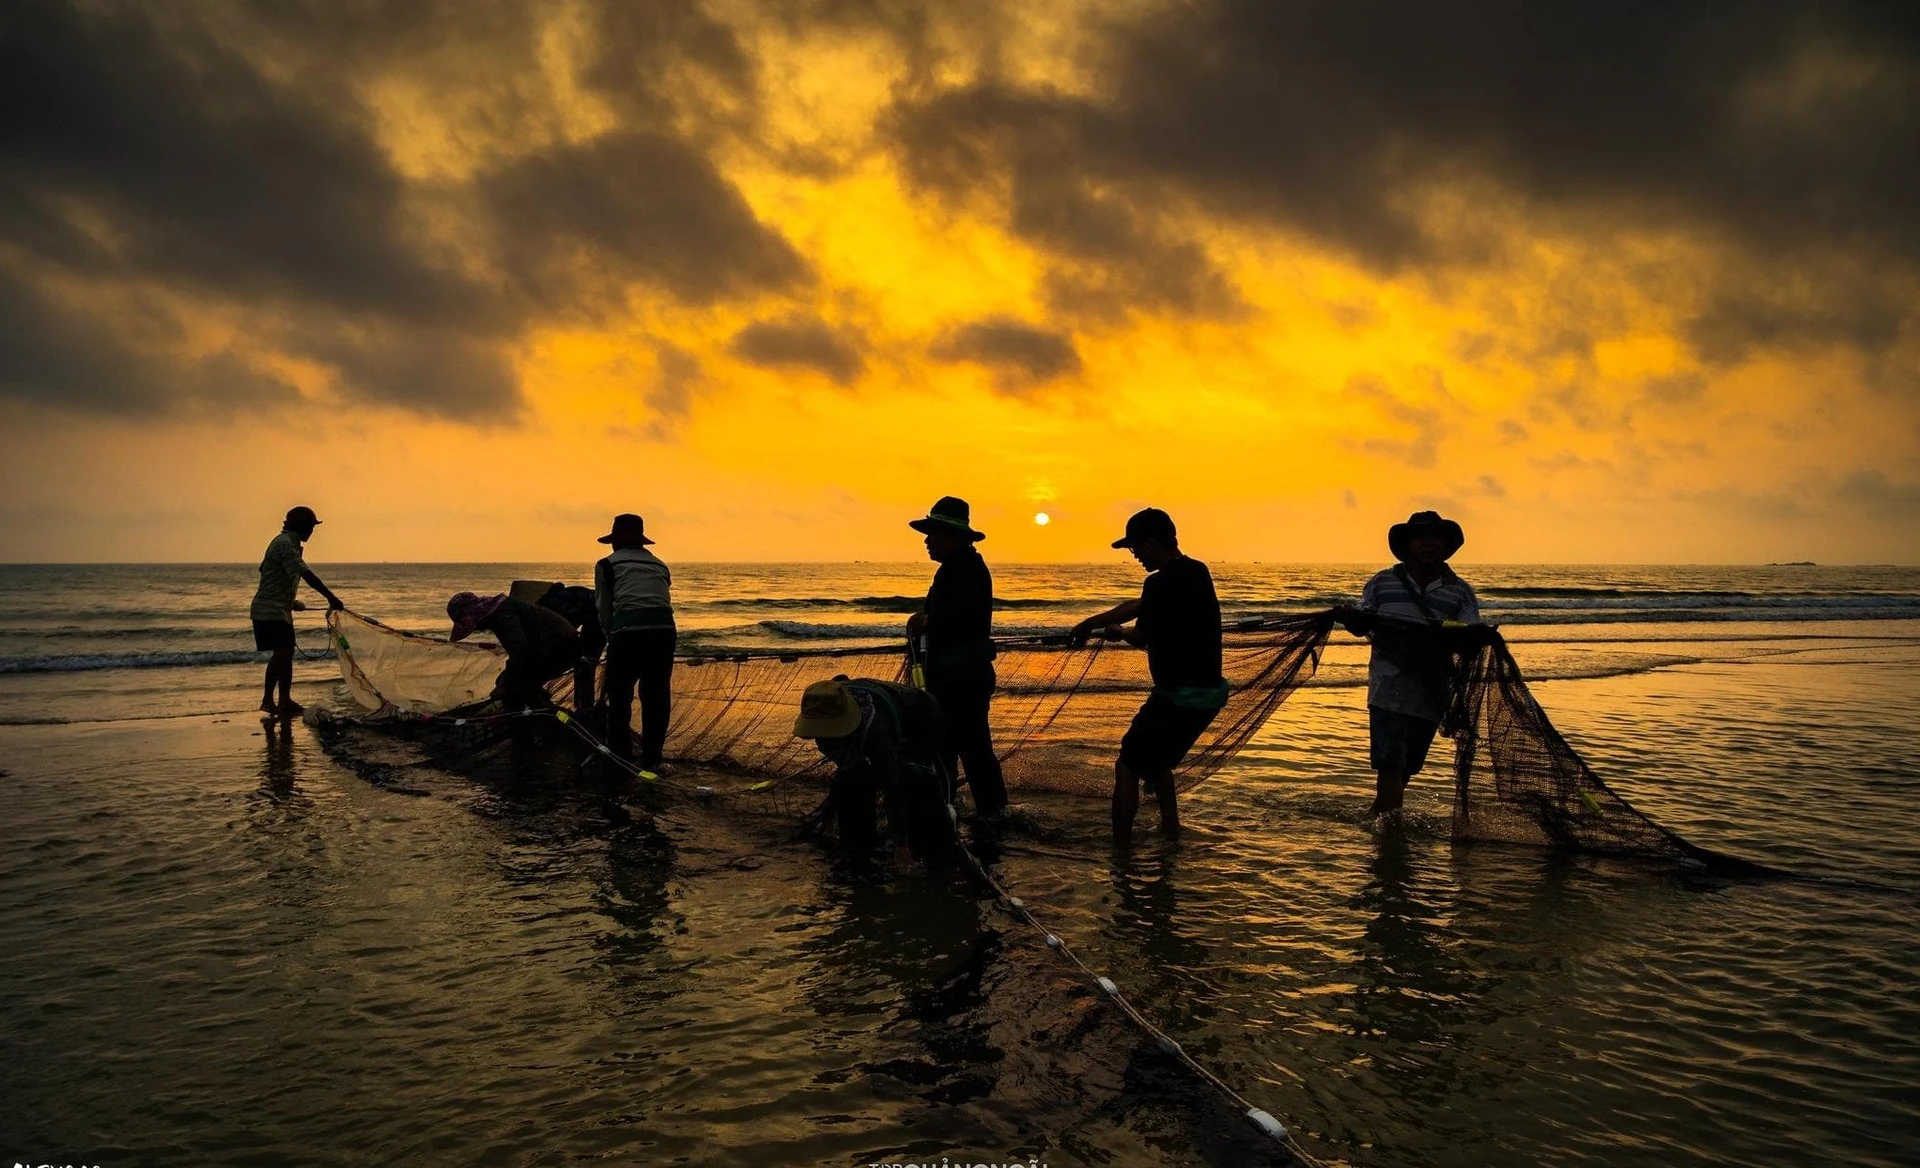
886,0,1920,346
0,1,485,324
930,317,1081,387
0,267,299,414
0,0,802,418
1835,469,1920,520
729,316,866,385
483,132,807,312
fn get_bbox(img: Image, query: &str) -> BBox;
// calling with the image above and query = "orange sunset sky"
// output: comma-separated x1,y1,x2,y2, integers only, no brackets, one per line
1,1,1916,564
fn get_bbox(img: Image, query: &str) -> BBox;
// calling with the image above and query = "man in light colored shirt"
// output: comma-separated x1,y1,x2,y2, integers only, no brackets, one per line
1338,511,1485,818
249,506,343,717
593,513,676,774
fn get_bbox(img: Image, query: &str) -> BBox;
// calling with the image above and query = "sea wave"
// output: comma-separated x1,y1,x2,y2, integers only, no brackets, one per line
697,594,1075,612
0,648,330,674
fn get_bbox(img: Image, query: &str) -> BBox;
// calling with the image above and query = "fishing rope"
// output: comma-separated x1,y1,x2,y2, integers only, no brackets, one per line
379,686,1324,1164
903,638,1325,1164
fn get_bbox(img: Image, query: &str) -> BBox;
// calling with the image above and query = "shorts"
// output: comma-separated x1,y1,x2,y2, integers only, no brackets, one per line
252,619,296,651
1369,706,1441,775
1118,692,1219,783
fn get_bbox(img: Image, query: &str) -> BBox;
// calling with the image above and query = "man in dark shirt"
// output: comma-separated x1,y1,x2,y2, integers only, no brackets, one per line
905,496,1009,817
794,677,954,866
1071,508,1228,848
535,582,605,716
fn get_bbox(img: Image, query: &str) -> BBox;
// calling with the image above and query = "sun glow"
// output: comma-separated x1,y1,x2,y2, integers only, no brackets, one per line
1034,512,1051,526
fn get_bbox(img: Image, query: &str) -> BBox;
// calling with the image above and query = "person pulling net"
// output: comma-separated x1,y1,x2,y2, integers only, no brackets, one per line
324,599,1796,877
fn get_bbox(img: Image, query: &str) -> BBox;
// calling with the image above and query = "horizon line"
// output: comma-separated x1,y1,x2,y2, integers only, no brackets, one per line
0,559,1907,569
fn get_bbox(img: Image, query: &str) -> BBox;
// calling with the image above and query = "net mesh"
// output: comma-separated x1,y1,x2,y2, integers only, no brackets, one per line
325,608,1739,868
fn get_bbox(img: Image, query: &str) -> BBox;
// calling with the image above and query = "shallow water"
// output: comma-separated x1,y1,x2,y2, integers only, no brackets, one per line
2,564,1918,1166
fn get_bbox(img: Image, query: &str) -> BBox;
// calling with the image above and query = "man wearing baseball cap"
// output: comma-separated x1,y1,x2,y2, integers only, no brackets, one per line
249,506,343,717
1070,508,1228,849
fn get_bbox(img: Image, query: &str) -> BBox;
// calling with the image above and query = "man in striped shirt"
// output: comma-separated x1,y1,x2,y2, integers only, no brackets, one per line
1339,511,1484,818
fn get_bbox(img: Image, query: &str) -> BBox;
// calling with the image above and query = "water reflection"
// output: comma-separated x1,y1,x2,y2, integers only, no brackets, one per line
800,870,1005,1105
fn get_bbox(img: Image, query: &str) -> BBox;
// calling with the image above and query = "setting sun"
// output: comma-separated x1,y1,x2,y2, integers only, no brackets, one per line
1034,513,1051,527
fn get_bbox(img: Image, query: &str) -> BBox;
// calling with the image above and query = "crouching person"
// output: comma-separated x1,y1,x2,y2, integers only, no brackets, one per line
794,678,954,867
448,591,580,711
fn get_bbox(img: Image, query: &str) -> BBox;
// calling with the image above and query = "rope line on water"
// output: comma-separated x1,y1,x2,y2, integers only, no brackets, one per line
378,696,1324,1164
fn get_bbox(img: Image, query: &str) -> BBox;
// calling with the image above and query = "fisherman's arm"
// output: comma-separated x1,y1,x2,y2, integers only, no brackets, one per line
594,559,613,637
300,569,344,611
1070,599,1144,648
868,732,915,865
1334,575,1380,635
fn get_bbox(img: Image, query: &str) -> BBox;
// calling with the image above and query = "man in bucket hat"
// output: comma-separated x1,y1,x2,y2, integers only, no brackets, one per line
905,496,1009,819
794,677,953,866
250,506,343,717
593,513,676,774
1337,510,1487,819
1069,508,1228,850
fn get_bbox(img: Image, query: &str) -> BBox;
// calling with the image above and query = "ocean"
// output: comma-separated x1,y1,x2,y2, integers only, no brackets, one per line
2,562,1917,1166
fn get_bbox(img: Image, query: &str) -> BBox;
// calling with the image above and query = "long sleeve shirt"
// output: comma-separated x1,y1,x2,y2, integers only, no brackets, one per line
1359,565,1481,721
595,546,674,635
923,545,996,678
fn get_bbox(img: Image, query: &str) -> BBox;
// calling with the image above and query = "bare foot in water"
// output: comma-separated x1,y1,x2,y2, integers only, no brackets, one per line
259,699,279,716
278,699,305,717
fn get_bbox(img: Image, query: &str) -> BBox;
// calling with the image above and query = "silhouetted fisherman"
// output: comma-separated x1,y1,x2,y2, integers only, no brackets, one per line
1336,510,1491,819
1071,508,1228,849
250,505,343,717
906,496,1010,818
594,513,676,774
794,678,954,867
536,582,604,716
448,591,579,711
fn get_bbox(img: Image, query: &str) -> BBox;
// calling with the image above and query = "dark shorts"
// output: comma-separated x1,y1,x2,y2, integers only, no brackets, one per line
1118,692,1219,782
252,620,296,651
1369,706,1441,775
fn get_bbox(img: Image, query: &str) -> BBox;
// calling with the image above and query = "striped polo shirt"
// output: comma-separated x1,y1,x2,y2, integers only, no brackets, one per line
1359,565,1481,721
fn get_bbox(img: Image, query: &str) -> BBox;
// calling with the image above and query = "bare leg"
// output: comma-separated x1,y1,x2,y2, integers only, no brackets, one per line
1370,770,1409,817
259,659,279,714
272,647,301,714
1153,775,1181,839
1112,761,1141,849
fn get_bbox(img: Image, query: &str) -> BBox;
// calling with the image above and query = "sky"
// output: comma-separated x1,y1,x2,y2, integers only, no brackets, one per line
1,0,1916,564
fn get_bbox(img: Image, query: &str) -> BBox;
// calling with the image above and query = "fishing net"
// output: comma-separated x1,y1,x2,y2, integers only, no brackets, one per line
323,608,1750,868
325,609,1334,796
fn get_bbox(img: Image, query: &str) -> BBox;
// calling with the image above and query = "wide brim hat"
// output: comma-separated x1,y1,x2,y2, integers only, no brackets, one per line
597,513,654,545
1388,511,1465,562
793,679,862,739
448,591,507,642
908,495,985,542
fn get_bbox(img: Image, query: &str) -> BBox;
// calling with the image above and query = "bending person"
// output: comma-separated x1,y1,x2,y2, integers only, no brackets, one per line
1336,510,1485,819
250,505,343,717
594,513,676,773
448,591,579,710
1070,508,1228,849
794,678,953,867
906,496,1009,818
